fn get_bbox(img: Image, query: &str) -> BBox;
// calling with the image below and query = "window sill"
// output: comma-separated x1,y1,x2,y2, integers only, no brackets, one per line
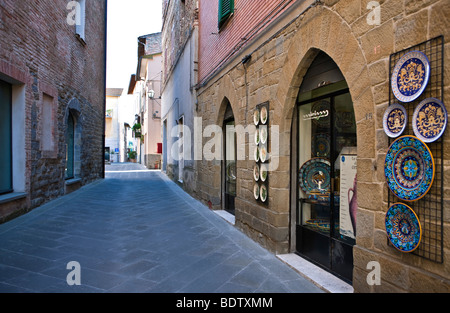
75,34,86,46
0,192,27,205
65,178,82,186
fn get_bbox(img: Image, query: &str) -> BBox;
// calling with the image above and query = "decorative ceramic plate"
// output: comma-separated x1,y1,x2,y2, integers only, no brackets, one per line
312,133,330,157
254,147,260,162
260,184,268,202
260,164,268,182
383,103,408,138
260,146,267,163
254,109,260,126
299,158,331,194
392,51,430,103
311,100,331,128
253,164,260,181
412,98,448,143
260,126,268,145
255,128,260,145
260,106,268,125
385,136,434,202
385,203,422,253
253,183,260,200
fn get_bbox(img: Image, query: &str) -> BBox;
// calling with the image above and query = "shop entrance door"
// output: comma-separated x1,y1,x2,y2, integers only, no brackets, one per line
224,118,236,215
296,87,357,284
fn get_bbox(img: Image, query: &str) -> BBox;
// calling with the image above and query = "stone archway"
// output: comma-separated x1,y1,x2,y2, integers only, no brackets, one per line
272,6,375,260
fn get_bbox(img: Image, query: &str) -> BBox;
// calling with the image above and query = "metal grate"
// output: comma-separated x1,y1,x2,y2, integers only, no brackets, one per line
387,36,444,263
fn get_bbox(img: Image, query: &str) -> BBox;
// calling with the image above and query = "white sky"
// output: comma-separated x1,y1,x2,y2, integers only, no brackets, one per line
106,0,163,90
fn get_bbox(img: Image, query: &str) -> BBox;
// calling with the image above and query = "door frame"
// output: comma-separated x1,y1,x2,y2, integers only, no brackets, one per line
295,85,356,284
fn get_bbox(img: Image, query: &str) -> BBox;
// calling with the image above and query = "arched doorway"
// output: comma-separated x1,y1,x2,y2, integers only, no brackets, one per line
223,100,236,215
295,52,357,283
66,112,75,179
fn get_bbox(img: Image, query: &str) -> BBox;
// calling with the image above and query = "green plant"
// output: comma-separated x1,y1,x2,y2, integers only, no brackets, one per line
128,151,137,159
132,123,141,132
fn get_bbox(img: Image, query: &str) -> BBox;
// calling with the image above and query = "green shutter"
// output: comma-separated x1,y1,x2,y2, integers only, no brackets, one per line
218,0,234,28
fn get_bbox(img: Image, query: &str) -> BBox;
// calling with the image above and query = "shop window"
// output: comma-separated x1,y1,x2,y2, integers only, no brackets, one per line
0,80,12,194
218,0,234,29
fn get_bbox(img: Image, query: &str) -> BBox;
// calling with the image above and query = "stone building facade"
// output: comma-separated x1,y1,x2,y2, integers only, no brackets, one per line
191,0,450,292
0,0,107,222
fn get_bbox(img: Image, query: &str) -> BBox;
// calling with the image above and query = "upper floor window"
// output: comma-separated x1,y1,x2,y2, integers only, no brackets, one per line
75,0,86,42
67,0,86,43
218,0,234,29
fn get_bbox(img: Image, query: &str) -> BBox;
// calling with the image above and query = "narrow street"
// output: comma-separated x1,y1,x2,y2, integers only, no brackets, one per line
0,163,323,293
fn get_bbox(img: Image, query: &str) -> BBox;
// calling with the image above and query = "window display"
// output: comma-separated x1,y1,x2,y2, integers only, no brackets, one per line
298,92,356,242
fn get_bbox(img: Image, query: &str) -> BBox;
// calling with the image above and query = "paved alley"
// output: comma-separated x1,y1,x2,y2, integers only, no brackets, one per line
0,163,323,293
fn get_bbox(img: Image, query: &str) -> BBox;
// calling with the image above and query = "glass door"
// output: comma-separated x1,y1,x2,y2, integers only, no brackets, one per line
224,119,236,215
0,80,12,194
296,89,356,283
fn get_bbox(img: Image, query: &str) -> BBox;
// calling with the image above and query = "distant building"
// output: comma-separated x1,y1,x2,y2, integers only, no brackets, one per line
105,88,124,163
0,0,107,222
135,33,163,169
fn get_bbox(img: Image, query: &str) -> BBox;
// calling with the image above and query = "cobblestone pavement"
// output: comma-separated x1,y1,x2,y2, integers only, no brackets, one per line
0,163,323,293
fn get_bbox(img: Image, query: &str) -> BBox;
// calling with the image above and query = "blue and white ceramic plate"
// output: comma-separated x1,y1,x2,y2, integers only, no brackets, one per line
383,103,407,138
385,136,434,202
392,51,430,103
385,203,422,253
299,158,331,195
412,98,448,143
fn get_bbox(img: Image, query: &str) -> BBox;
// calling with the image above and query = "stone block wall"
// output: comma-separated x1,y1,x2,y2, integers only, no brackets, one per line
195,0,450,292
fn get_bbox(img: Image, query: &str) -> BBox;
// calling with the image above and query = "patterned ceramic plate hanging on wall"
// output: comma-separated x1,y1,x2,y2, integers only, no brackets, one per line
254,109,260,126
253,183,260,200
383,103,408,138
260,126,268,145
260,164,268,182
260,106,268,125
384,136,434,202
260,184,268,202
412,98,448,143
385,203,422,253
253,164,260,182
255,128,260,145
391,51,430,103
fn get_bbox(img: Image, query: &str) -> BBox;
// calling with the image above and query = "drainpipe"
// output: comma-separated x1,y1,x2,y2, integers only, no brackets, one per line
101,0,108,179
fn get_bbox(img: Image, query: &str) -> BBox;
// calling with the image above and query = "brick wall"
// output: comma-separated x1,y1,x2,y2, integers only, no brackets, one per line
0,0,106,221
198,0,295,84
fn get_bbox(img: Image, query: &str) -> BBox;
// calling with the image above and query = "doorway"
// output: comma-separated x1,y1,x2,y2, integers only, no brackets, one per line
0,80,12,194
65,112,75,180
295,52,357,283
223,102,236,215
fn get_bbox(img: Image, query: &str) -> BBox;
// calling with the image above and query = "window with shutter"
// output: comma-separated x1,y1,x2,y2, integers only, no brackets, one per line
218,0,234,29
